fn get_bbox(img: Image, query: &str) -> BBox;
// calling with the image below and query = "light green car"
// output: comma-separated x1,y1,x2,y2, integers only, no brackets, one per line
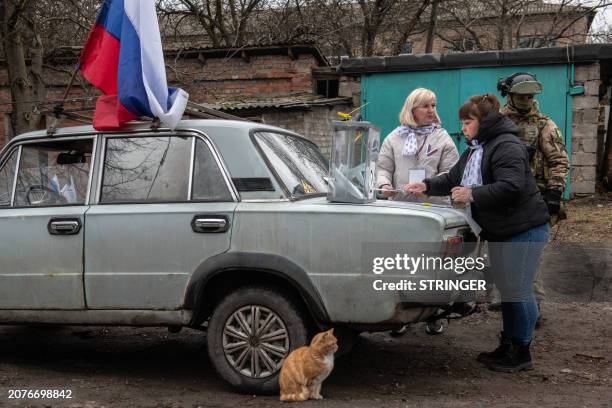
0,120,477,393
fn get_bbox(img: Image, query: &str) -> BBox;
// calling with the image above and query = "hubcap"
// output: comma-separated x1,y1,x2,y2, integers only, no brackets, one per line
222,305,289,378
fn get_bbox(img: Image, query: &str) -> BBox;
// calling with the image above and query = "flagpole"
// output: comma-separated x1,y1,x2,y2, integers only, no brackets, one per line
61,66,80,103
47,65,81,135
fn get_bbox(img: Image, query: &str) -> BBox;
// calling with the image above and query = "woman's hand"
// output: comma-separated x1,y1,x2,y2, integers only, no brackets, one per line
379,184,396,198
404,182,427,196
451,186,473,203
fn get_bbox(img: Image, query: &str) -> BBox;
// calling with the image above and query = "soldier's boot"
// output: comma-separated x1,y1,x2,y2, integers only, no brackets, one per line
477,332,511,365
487,339,533,373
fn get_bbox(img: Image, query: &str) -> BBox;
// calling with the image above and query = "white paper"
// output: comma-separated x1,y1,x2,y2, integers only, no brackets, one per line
408,168,426,184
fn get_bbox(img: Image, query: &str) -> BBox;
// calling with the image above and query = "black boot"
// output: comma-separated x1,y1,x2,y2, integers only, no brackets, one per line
477,332,511,365
487,339,533,372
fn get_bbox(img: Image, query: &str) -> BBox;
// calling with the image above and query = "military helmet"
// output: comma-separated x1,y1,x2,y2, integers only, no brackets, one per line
497,72,543,97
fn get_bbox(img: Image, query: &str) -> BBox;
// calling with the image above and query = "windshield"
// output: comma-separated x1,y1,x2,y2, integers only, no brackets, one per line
254,131,329,198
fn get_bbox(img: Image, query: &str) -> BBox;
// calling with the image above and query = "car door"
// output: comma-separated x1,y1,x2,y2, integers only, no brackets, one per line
84,133,238,309
0,136,95,309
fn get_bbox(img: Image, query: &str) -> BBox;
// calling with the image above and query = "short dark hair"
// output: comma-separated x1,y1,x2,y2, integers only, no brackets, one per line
458,93,500,121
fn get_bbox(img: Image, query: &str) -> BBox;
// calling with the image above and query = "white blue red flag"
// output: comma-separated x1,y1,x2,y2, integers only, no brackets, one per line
79,0,188,130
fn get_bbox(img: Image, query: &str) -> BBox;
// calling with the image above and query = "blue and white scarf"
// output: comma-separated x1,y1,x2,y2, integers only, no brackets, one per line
460,139,484,187
398,124,438,157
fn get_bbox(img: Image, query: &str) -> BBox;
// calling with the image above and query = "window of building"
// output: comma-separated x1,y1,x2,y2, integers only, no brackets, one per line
518,36,556,48
401,42,413,55
316,79,339,98
448,38,479,52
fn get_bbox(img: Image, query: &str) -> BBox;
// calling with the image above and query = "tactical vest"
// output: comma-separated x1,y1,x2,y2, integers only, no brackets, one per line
515,115,549,191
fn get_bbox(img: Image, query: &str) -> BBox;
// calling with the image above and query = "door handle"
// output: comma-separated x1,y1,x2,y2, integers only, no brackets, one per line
48,218,82,235
191,215,229,233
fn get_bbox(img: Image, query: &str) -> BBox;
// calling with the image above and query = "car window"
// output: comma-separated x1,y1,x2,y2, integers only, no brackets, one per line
14,139,93,207
253,132,329,198
0,149,18,207
101,136,191,203
192,139,233,201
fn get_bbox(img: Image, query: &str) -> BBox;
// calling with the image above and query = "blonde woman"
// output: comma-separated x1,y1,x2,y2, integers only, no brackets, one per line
378,88,460,337
377,88,459,204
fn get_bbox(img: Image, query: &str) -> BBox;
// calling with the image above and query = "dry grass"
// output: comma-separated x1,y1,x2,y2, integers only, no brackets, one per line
552,192,612,243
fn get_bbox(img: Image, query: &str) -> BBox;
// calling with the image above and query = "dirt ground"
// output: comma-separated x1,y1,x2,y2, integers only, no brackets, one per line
0,196,611,408
551,192,612,243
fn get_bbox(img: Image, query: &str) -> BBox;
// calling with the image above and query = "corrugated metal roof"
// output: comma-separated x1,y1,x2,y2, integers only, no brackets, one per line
338,44,612,74
204,94,351,111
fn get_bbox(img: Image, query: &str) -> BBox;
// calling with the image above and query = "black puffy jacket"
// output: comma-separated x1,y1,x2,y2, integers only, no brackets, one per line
424,111,549,241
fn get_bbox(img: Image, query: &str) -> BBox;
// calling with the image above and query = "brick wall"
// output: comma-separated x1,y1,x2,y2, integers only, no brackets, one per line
168,53,317,104
0,50,321,149
571,63,600,196
261,104,352,159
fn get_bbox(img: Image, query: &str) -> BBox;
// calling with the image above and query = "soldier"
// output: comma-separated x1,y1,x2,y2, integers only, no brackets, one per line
497,72,569,326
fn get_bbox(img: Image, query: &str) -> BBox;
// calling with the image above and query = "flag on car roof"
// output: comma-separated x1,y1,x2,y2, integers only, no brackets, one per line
79,0,188,130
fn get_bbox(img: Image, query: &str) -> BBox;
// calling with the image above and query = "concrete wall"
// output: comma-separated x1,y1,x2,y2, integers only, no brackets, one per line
571,63,601,196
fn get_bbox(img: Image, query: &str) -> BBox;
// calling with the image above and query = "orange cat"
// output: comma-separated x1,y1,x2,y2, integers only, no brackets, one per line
279,328,338,402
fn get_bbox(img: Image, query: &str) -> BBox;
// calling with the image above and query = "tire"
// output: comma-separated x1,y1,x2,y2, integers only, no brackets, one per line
206,285,309,394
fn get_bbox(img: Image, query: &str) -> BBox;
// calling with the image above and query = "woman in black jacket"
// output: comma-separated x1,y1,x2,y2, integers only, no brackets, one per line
405,94,549,372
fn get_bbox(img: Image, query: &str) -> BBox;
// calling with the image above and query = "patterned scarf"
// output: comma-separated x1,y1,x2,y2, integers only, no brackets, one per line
460,139,484,187
398,124,438,157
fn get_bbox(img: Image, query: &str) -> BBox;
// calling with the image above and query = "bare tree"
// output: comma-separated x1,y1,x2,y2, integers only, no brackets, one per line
437,0,611,52
252,0,433,57
390,0,431,55
1,0,45,137
157,0,269,48
0,0,98,138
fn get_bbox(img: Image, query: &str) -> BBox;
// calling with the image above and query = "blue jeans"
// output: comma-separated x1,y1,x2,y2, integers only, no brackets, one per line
488,223,549,345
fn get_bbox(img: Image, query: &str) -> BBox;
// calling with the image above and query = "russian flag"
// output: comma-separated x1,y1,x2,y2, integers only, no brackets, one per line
79,0,188,130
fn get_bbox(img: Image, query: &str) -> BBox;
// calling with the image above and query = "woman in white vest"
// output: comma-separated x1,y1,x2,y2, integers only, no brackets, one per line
377,87,460,337
377,88,459,204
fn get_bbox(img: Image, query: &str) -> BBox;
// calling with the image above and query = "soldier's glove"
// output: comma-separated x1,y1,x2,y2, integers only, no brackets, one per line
545,189,562,216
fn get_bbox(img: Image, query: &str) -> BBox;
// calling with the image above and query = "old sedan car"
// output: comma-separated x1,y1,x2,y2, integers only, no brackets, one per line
0,119,478,393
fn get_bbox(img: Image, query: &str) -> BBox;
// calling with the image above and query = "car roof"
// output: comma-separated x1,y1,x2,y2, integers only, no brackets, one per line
3,119,319,201
8,119,306,144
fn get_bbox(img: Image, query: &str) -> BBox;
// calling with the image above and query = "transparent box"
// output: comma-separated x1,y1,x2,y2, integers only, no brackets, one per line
327,121,380,203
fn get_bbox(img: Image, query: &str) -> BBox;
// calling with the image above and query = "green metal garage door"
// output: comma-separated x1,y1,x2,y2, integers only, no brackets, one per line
361,63,573,195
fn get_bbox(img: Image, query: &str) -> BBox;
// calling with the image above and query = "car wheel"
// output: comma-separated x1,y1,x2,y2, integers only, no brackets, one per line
207,285,309,394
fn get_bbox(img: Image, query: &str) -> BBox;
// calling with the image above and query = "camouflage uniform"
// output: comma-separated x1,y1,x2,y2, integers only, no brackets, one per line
502,100,569,303
502,101,569,195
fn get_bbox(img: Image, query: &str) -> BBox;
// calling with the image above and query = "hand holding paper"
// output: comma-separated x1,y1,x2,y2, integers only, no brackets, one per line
404,182,427,197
